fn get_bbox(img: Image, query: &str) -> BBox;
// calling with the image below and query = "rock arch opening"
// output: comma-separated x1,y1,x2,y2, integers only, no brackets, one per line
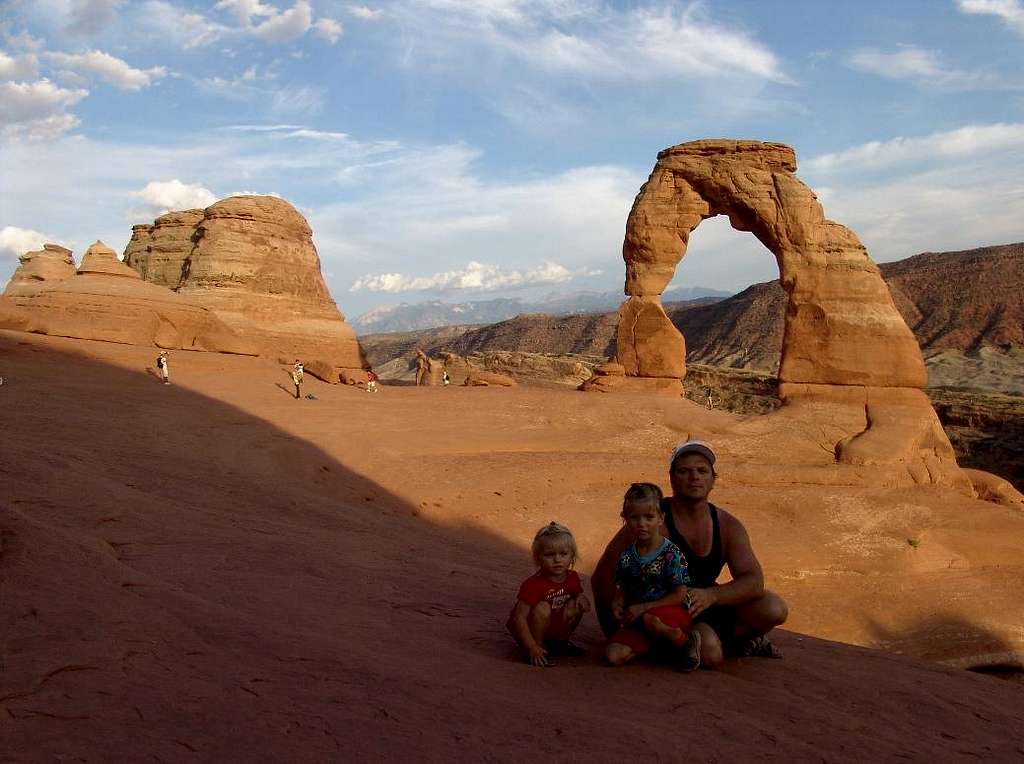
664,214,784,375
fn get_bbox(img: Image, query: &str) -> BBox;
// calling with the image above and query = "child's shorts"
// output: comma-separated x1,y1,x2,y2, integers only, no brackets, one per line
608,605,693,655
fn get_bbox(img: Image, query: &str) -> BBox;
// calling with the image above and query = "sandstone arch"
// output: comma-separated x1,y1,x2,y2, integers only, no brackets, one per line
597,139,988,493
617,139,926,391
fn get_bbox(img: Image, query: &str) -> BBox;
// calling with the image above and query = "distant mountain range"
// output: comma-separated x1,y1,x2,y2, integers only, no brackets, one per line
351,286,731,333
360,243,1024,393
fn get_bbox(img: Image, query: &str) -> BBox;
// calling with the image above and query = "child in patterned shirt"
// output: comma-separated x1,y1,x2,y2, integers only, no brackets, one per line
606,482,701,672
507,522,592,666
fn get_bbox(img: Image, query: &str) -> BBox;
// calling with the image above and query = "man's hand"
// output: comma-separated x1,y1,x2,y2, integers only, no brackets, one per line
686,587,718,618
576,594,592,614
623,603,647,623
611,601,625,624
527,644,551,667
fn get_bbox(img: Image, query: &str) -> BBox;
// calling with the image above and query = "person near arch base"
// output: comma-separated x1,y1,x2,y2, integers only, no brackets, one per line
592,440,788,668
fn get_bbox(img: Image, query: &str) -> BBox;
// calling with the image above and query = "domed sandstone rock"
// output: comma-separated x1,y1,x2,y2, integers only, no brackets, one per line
4,244,76,297
124,195,365,373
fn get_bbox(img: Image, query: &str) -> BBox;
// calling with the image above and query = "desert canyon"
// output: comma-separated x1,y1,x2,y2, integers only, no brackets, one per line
2,140,1023,761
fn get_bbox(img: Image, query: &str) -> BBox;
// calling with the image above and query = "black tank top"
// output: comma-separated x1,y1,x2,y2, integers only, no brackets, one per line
662,498,725,588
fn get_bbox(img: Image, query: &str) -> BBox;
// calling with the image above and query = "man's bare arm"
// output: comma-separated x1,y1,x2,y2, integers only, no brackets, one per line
687,512,764,617
708,511,764,606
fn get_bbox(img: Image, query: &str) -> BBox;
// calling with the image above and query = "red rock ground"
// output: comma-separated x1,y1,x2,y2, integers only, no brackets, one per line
2,331,1022,761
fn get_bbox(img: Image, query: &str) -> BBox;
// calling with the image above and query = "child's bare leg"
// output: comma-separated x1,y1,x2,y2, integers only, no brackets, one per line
525,601,553,646
641,612,687,646
546,600,582,641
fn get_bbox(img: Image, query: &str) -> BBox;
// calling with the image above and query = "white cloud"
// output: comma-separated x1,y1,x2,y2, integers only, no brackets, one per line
348,5,383,19
251,0,312,42
0,226,62,260
313,17,343,43
848,46,955,80
45,50,167,90
351,260,576,293
66,0,126,35
197,71,323,115
0,78,87,141
806,123,1024,172
801,124,1024,265
215,0,278,26
131,180,219,218
141,1,230,48
0,50,40,81
957,0,1024,34
388,1,789,83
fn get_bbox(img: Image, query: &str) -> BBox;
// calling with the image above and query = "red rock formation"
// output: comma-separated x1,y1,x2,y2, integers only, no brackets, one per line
0,241,255,354
124,195,365,373
607,138,987,496
4,243,76,297
619,139,924,389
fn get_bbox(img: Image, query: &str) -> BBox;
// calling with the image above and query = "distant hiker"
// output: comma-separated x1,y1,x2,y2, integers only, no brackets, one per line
292,360,304,399
442,370,451,387
593,440,788,669
156,351,170,385
605,483,701,672
366,369,379,393
704,385,714,410
507,522,591,667
415,349,428,386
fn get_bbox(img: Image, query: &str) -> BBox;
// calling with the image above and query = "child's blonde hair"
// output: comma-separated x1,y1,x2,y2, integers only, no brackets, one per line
531,521,578,566
621,482,664,518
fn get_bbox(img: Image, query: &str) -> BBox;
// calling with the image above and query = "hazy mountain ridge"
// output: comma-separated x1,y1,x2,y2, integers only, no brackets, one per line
360,243,1024,395
352,286,730,333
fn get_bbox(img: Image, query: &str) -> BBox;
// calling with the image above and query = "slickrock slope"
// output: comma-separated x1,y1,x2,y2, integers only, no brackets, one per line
3,243,76,297
0,241,255,354
124,196,365,373
2,332,1023,760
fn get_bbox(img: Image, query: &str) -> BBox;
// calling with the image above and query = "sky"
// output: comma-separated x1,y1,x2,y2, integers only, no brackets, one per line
1,0,1023,318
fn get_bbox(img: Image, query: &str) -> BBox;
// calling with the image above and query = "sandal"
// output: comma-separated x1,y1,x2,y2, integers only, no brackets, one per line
740,635,783,659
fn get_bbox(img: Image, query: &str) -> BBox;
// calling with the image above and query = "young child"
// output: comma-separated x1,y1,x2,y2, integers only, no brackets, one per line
507,521,591,666
606,483,701,672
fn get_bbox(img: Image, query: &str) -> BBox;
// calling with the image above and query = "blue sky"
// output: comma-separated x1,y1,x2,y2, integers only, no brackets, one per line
1,0,1023,318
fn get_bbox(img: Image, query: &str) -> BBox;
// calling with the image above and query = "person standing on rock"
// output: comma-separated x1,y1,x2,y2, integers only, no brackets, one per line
292,360,304,399
415,349,428,386
593,440,788,668
704,385,715,410
157,351,170,385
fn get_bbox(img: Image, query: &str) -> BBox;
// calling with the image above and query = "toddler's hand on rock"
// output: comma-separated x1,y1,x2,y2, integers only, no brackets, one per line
527,645,551,667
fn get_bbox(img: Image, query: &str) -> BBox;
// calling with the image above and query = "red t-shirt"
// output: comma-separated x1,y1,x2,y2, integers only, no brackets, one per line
516,570,583,611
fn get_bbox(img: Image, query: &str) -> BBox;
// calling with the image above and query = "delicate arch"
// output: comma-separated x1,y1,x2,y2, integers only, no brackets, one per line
616,139,926,390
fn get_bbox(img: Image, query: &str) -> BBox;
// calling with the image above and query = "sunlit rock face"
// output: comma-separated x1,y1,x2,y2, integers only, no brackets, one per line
619,138,924,389
1,241,255,354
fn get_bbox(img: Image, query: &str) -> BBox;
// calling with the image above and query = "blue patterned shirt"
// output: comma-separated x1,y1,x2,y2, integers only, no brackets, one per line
615,538,688,606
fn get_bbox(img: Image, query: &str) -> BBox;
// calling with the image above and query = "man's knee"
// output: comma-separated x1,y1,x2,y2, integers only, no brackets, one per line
695,624,724,669
759,591,788,628
605,642,633,666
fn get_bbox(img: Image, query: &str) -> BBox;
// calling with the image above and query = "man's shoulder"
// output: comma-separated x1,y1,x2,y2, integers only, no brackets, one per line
711,503,753,552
